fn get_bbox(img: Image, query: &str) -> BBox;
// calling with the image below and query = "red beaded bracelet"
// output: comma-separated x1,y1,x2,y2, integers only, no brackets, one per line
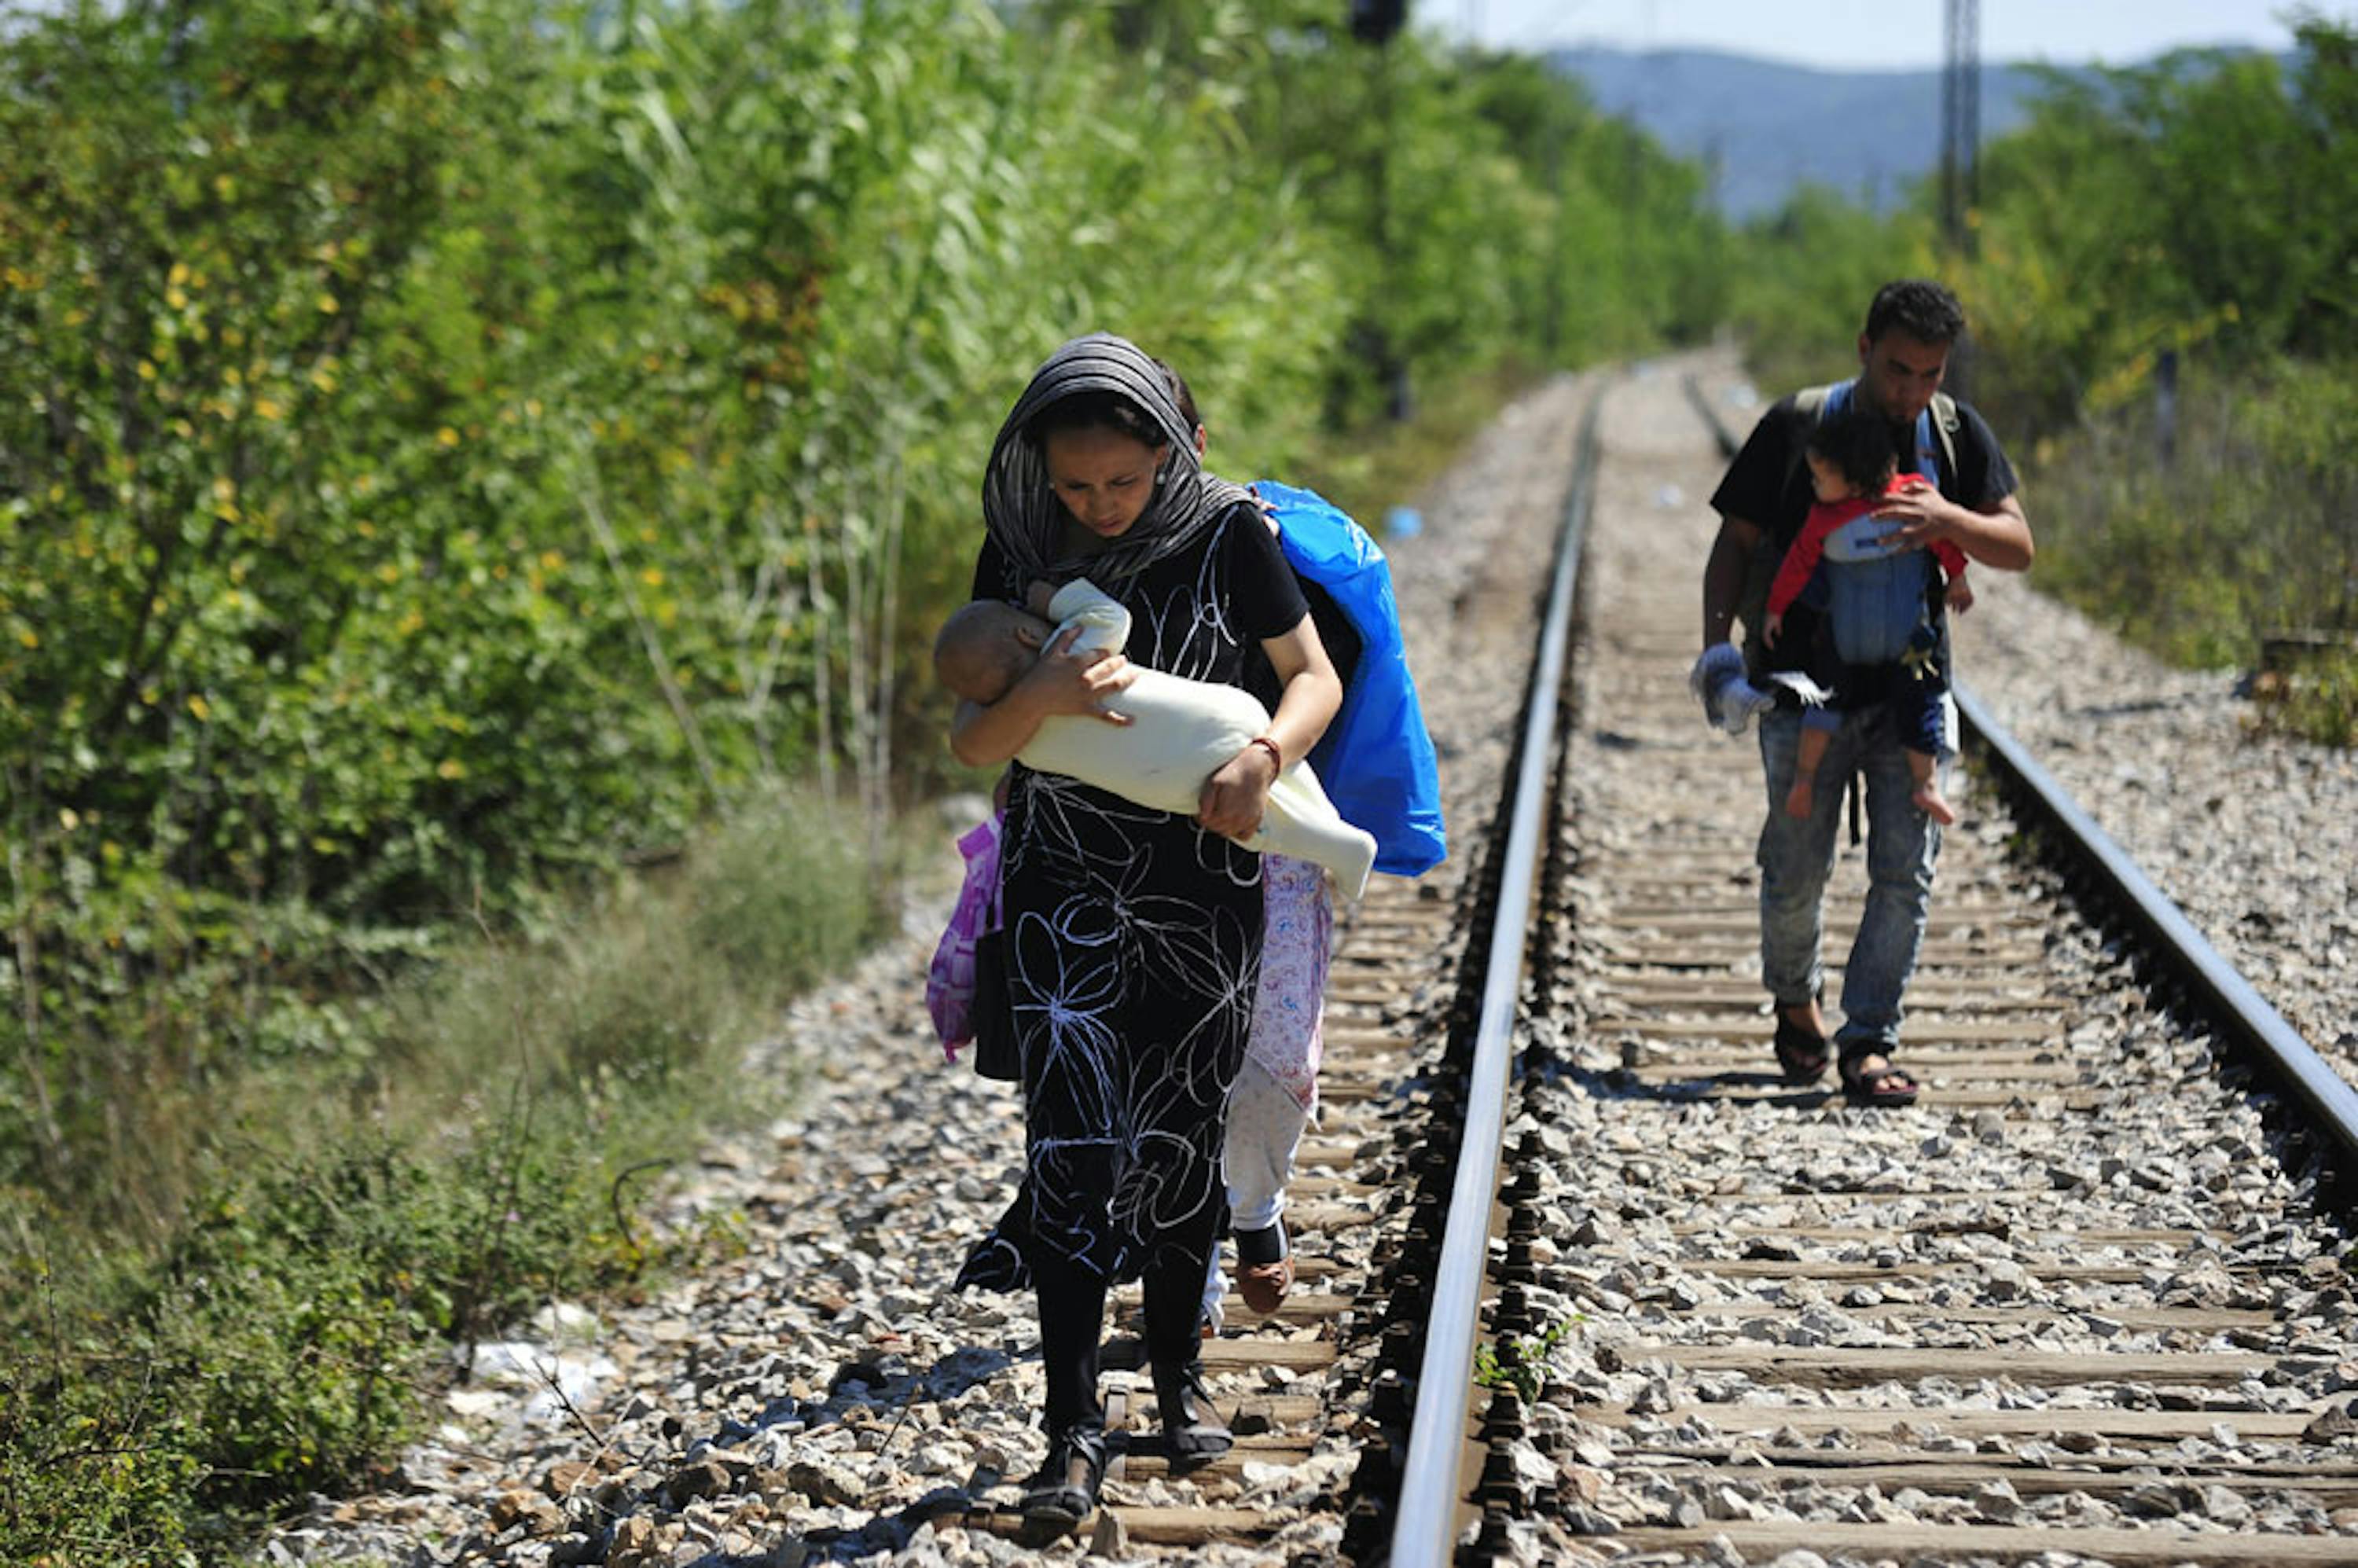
1246,736,1283,772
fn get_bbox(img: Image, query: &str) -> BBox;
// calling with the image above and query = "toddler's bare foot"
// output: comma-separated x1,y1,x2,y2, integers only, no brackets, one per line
1913,782,1956,826
1783,780,1815,820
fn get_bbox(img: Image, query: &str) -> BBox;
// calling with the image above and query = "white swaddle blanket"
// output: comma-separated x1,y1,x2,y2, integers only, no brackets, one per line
1017,579,1378,900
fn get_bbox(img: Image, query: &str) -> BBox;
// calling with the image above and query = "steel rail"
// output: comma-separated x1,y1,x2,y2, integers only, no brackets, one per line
1389,392,1603,1568
1681,370,2358,1166
1955,683,2358,1160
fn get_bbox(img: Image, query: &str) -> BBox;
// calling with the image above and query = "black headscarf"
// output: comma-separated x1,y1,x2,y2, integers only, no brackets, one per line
979,332,1253,589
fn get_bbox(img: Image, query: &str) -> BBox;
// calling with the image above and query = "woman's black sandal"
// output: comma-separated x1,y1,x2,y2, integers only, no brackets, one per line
1772,1012,1831,1084
1021,1423,1107,1524
1151,1359,1233,1461
1838,1046,1919,1107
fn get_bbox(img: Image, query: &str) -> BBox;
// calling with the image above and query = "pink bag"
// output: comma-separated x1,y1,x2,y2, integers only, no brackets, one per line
926,813,1003,1061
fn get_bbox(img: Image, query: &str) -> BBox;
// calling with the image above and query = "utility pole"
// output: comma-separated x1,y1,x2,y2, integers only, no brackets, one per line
1351,1,1406,46
1940,0,1981,258
1941,0,1982,399
1351,0,1412,419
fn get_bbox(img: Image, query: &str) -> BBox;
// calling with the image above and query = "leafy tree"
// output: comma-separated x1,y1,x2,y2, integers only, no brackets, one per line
0,0,1719,1265
0,2,1735,1552
1962,21,2356,430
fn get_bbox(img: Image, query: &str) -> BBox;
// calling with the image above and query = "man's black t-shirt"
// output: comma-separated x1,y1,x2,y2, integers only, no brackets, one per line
1709,387,2018,674
1710,390,2018,552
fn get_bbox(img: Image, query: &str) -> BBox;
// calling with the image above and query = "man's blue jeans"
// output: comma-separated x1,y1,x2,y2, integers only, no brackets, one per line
1756,703,1944,1055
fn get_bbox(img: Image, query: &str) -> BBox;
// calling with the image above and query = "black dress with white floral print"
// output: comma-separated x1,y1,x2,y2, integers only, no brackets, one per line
957,505,1306,1291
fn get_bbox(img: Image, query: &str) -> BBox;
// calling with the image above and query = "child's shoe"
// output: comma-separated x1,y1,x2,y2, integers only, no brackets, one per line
1234,1221,1292,1315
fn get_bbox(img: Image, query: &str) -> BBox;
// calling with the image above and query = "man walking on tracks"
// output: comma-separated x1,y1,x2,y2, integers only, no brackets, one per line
1697,279,2034,1107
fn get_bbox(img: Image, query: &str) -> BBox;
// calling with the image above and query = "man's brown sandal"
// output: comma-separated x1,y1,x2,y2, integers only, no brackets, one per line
1838,1048,1919,1107
1772,1012,1831,1084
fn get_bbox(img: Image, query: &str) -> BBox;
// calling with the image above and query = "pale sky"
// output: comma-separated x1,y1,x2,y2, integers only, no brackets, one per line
1422,0,2341,71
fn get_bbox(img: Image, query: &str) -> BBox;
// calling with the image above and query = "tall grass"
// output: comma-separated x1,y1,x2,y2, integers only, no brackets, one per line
2026,357,2358,672
374,791,876,1124
0,788,887,1562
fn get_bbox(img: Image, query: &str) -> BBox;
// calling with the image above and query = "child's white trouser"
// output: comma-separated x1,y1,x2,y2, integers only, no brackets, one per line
1203,1059,1309,1329
1202,854,1332,1330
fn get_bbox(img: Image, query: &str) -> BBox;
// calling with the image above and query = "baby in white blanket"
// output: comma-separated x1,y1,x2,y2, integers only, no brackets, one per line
935,579,1376,900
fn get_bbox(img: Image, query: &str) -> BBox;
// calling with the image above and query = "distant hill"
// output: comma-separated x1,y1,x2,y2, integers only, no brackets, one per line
1544,46,2073,220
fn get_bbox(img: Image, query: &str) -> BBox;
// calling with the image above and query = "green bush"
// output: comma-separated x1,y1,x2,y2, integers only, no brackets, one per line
0,783,879,1559
2023,355,2358,672
2279,652,2358,747
0,1322,206,1566
3,1128,626,1551
0,0,1725,1553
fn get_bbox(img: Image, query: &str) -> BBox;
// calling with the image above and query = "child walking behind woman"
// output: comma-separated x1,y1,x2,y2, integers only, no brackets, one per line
1764,403,1973,827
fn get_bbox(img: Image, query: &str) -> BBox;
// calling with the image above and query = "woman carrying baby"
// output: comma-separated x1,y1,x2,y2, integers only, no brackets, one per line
945,333,1342,1522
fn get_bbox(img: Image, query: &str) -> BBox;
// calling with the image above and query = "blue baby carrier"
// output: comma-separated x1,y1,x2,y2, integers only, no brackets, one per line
1252,480,1447,877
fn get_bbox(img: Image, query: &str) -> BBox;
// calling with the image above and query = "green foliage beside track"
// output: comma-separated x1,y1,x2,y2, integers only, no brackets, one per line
1725,20,2357,698
2,786,869,1563
0,1,1724,1555
2026,359,2358,670
1965,31,2356,431
0,0,1721,1215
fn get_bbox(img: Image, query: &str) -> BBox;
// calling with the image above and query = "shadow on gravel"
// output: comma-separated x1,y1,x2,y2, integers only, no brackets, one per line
789,1480,1010,1563
588,1343,1038,1566
792,1442,1162,1562
703,1342,1019,1450
771,1351,1235,1562
1525,1044,1837,1108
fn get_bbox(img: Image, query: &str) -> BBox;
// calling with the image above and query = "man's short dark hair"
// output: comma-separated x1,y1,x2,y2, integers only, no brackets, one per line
1863,280,1967,346
1805,404,1897,496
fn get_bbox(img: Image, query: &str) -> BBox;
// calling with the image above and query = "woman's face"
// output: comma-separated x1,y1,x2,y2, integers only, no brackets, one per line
1045,425,1168,540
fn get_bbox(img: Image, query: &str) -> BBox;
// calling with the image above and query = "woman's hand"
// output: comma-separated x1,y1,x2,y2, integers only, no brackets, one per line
1022,624,1137,725
949,623,1133,766
1197,742,1279,842
1763,610,1785,648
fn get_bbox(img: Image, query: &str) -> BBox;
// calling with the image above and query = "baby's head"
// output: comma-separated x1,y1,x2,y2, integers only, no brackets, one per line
935,599,1053,705
1804,404,1897,504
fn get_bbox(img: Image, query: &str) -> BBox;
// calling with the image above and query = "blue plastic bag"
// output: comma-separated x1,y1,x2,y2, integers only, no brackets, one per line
1253,480,1446,877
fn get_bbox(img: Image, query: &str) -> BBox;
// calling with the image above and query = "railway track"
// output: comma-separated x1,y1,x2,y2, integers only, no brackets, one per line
966,363,2358,1566
1397,366,2358,1567
269,363,2358,1568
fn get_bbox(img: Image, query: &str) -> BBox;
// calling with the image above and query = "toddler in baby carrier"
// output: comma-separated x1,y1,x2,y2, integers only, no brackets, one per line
1777,576,1957,830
